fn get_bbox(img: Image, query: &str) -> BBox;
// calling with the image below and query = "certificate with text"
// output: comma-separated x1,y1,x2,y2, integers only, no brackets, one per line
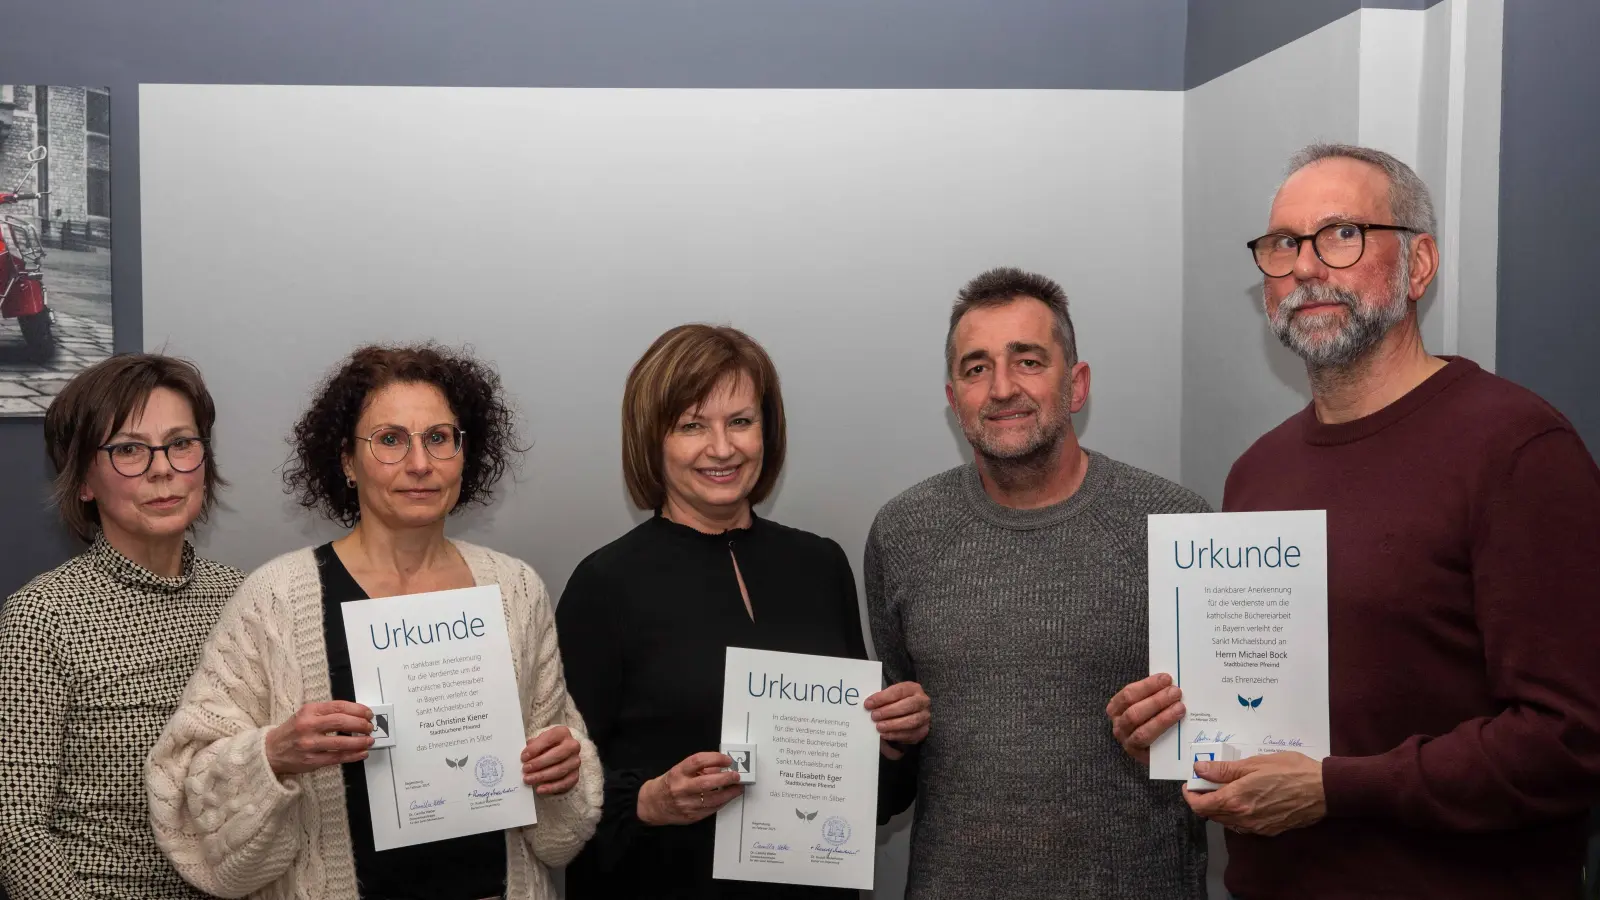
1147,511,1331,781
713,647,881,890
341,585,537,850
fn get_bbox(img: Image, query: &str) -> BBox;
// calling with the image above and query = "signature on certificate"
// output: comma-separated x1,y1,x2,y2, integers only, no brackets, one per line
1192,730,1235,743
752,842,792,852
1261,735,1305,747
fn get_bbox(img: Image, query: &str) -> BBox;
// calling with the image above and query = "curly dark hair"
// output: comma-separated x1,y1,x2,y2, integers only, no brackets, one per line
283,344,521,527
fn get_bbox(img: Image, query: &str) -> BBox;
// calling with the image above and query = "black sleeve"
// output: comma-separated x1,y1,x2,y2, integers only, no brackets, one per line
825,539,920,825
555,560,651,867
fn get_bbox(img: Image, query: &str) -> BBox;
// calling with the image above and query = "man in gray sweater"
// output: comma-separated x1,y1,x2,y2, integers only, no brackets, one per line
866,267,1210,898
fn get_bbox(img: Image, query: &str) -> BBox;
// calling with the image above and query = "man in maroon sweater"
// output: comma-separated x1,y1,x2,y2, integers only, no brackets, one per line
1106,143,1600,898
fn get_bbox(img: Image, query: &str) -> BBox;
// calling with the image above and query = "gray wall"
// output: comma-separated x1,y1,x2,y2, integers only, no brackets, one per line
1180,11,1362,507
1497,0,1600,453
137,84,1189,593
0,426,79,593
135,85,1186,900
1184,0,1445,89
1,0,1191,599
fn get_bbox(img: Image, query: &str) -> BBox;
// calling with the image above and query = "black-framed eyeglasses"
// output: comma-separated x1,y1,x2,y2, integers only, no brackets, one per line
100,437,209,477
354,424,465,464
1246,222,1415,278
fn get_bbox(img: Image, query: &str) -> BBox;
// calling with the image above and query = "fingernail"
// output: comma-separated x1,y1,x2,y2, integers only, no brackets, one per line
1174,703,1186,716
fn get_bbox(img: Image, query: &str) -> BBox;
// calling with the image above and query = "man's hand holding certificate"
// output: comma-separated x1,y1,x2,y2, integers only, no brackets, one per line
1115,511,1332,835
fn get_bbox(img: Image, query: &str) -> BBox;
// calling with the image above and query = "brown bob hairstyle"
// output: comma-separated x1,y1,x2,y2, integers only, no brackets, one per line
43,353,224,543
621,324,787,511
282,343,521,527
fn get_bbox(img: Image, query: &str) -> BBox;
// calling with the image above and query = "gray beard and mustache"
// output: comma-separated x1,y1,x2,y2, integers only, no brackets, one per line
1267,253,1411,369
960,384,1073,469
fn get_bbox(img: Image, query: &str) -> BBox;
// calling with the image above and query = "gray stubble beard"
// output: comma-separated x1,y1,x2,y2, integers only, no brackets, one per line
1267,252,1412,372
962,379,1075,488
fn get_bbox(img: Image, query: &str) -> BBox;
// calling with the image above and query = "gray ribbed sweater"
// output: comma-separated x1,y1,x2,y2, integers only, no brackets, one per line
865,450,1211,899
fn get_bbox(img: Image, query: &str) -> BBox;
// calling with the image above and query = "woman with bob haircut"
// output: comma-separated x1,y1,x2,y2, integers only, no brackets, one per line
147,343,602,900
556,324,930,899
0,353,241,900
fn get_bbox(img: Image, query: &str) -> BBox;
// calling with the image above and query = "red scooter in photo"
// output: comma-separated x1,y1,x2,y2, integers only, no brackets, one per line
0,146,54,360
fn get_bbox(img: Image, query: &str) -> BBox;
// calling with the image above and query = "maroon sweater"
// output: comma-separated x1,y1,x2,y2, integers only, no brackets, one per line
1221,357,1600,899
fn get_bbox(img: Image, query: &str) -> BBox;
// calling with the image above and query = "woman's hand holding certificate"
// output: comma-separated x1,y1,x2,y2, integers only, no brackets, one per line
638,752,744,825
519,725,582,794
266,700,375,775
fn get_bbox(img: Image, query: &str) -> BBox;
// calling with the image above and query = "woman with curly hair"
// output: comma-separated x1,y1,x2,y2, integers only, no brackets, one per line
146,344,602,900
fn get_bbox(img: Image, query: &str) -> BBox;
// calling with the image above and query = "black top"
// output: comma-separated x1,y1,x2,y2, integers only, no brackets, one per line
555,514,916,899
315,543,508,900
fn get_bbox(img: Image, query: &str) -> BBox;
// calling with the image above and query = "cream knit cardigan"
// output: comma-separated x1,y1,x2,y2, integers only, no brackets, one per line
145,541,603,900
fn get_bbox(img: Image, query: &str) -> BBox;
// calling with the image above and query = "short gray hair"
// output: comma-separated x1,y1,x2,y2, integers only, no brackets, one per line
1284,143,1437,235
945,267,1077,376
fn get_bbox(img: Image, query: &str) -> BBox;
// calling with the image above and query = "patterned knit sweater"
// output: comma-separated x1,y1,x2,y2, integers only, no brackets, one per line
0,536,242,900
145,541,603,900
865,452,1212,900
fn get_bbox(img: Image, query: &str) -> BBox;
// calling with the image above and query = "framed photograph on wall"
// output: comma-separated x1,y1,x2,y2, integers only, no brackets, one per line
0,85,113,417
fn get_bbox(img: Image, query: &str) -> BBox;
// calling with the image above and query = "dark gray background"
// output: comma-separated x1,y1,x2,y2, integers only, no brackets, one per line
1495,0,1600,462
1186,0,1446,88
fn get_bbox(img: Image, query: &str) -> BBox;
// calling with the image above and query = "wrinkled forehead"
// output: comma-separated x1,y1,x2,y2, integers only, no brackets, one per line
1269,157,1392,232
954,296,1059,348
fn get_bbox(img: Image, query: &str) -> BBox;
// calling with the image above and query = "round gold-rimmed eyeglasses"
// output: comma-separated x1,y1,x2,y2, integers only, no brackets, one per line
353,424,465,464
1246,222,1415,278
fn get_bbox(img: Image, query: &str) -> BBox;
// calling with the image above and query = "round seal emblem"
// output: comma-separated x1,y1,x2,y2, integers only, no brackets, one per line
820,816,852,847
474,755,504,788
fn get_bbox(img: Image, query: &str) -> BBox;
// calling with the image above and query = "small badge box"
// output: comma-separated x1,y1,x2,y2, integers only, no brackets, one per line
369,703,396,750
721,742,756,784
1186,740,1240,792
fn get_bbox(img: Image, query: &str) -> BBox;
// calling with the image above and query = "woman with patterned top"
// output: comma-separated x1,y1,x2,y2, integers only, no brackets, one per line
147,344,602,900
0,353,243,900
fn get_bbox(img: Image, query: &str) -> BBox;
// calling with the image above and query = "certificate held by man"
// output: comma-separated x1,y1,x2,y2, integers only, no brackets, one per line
340,584,538,850
713,647,881,889
1147,510,1331,782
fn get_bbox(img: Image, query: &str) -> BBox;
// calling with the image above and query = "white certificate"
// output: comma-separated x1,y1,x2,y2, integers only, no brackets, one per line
1147,511,1331,781
713,647,881,890
340,585,537,850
